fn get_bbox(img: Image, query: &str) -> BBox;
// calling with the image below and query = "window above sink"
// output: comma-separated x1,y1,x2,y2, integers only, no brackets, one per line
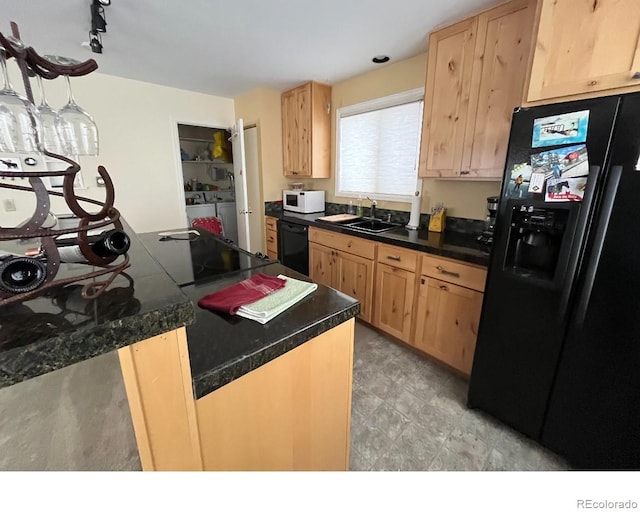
335,88,424,204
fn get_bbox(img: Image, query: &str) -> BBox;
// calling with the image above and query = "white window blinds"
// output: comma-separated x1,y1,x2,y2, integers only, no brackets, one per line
336,88,423,202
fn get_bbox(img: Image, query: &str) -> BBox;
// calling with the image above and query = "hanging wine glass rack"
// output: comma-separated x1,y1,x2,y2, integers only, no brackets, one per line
0,22,129,307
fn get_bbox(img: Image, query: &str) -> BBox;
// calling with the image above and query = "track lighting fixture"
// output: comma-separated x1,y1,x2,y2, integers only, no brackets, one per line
89,0,109,54
89,31,103,54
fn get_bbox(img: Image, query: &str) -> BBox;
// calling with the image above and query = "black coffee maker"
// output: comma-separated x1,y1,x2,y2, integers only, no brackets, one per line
477,196,499,244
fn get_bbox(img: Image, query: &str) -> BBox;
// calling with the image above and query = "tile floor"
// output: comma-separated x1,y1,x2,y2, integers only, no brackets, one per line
349,321,571,471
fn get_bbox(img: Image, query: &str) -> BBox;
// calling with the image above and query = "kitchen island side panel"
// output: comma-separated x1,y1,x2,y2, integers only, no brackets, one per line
118,327,203,471
195,319,354,471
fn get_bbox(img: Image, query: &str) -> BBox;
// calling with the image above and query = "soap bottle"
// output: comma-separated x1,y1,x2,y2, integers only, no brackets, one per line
356,195,363,217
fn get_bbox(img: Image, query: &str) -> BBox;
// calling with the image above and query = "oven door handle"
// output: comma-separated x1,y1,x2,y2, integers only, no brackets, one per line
279,222,308,234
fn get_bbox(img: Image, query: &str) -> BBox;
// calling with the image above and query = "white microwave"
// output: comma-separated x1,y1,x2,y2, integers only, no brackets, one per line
283,190,325,213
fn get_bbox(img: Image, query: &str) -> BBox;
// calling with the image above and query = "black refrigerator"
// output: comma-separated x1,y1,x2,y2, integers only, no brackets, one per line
467,92,640,470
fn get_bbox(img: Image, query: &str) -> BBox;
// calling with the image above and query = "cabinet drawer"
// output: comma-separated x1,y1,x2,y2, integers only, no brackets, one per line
421,254,487,292
265,216,278,230
309,228,376,260
266,229,278,253
376,244,418,272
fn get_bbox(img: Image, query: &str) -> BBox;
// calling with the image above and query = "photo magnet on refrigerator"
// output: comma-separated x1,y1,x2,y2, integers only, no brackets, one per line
531,144,590,181
532,110,589,147
507,162,532,198
545,177,587,202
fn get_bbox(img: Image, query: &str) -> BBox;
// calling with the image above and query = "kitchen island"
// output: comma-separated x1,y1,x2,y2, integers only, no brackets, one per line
123,229,360,471
0,226,359,471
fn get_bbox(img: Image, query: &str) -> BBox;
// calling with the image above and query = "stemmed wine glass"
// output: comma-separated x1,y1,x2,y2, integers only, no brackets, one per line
0,40,40,153
34,74,68,154
59,74,98,155
44,55,99,156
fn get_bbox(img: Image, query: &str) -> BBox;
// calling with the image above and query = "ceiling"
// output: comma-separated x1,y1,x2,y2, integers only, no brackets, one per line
1,0,496,98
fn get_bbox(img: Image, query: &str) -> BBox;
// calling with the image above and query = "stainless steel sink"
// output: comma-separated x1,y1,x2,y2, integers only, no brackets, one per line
343,218,402,233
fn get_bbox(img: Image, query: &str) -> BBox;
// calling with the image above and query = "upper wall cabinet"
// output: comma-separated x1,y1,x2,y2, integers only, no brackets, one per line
281,81,332,178
526,0,640,104
419,17,477,179
419,0,534,180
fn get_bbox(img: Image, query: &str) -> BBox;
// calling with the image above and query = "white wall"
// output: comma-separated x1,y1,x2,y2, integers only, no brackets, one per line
1,68,235,233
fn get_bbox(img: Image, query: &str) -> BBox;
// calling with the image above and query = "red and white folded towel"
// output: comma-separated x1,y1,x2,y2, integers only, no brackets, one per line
197,273,286,315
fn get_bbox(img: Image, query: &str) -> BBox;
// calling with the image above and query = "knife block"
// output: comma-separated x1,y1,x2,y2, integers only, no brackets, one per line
428,209,446,233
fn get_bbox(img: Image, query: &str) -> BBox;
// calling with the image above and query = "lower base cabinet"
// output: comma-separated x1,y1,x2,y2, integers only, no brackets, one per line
265,216,278,260
335,251,374,324
308,241,333,288
412,254,487,376
308,228,375,323
372,263,415,343
308,226,488,377
413,277,484,375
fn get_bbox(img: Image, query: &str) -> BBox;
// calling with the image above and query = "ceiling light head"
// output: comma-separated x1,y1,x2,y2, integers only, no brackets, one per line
372,55,390,64
97,0,111,5
89,31,103,54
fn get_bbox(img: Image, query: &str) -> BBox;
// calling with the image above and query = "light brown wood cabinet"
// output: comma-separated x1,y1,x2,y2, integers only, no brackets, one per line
307,226,489,377
119,321,355,471
372,244,418,343
419,0,534,180
412,254,487,376
308,228,375,323
526,0,640,104
281,81,332,178
265,216,278,260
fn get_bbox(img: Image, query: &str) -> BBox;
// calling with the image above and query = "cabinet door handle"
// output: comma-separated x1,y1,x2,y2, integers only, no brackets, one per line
268,237,274,242
387,255,401,261
633,72,640,79
421,278,426,285
440,284,449,291
459,170,470,176
292,171,298,175
436,265,460,278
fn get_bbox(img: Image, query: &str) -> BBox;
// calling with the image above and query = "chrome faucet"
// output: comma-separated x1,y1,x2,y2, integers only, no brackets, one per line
366,196,377,219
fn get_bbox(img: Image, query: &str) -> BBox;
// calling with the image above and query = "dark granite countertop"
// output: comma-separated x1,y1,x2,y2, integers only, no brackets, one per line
136,229,359,399
180,263,359,399
0,220,196,390
274,211,492,266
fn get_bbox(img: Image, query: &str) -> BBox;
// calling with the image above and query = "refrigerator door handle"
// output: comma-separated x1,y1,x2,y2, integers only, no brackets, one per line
558,165,601,320
575,165,623,328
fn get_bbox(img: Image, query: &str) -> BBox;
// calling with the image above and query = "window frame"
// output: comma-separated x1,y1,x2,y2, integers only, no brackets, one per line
334,87,424,203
